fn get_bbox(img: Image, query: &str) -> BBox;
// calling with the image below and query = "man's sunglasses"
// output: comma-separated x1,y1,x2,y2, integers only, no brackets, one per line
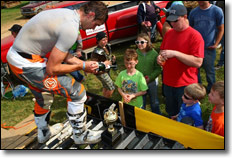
135,41,148,45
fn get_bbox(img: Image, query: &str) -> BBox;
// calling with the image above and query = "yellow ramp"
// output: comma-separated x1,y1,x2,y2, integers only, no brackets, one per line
135,107,224,149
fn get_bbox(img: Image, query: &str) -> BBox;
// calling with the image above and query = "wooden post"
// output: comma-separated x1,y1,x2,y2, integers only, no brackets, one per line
118,101,126,127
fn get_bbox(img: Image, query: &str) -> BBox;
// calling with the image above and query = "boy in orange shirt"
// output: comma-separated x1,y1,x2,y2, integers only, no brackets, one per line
205,81,224,137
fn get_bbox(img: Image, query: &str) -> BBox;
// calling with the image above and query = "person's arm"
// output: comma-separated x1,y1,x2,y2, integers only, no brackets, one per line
46,46,98,76
152,1,161,13
196,125,204,129
117,87,130,104
191,110,204,129
90,52,111,75
137,4,145,25
118,88,146,104
162,21,172,37
159,50,203,68
148,55,162,82
171,114,178,120
126,91,147,103
208,24,224,50
75,32,83,57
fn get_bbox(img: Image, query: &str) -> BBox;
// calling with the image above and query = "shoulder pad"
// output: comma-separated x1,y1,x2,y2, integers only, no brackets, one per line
93,48,105,56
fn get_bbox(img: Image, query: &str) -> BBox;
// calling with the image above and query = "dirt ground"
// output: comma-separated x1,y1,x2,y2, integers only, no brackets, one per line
1,19,29,39
1,1,125,40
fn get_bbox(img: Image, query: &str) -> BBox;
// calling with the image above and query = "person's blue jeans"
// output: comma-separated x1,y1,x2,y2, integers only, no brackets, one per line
198,48,216,93
142,78,161,115
163,84,185,117
70,71,84,82
217,36,224,66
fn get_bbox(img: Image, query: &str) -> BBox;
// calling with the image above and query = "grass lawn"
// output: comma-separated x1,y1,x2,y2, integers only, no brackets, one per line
1,1,29,26
1,34,224,127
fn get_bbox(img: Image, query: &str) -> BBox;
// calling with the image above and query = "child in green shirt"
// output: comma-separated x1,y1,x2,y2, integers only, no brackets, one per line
115,49,148,108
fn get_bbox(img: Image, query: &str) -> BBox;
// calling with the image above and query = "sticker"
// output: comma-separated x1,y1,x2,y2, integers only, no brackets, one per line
43,78,57,89
85,24,106,36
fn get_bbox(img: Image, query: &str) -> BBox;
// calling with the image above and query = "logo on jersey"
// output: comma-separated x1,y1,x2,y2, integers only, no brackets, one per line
43,78,57,89
122,80,138,94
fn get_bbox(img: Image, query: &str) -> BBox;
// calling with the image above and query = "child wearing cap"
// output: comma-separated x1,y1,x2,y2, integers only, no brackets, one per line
172,83,206,129
91,31,116,98
9,24,22,38
205,81,224,137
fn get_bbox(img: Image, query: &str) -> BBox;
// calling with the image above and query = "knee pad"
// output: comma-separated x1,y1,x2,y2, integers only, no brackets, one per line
69,82,86,101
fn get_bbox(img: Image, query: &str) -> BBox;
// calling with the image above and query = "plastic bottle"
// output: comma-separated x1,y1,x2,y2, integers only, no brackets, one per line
12,85,29,98
96,62,118,72
97,62,106,72
160,56,166,66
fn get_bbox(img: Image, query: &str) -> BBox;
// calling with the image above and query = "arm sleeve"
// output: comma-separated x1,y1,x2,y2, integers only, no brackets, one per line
189,30,205,58
55,24,78,53
137,4,145,24
188,10,194,27
191,111,203,127
216,7,224,26
149,51,162,81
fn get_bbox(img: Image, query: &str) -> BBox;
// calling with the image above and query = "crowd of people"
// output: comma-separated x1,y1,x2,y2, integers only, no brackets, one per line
135,1,224,137
6,1,224,145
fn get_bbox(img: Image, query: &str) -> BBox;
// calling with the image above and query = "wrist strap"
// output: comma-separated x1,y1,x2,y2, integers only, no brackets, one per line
83,62,85,70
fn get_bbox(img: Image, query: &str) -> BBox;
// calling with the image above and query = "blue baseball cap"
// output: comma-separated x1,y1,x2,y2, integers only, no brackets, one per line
166,5,187,22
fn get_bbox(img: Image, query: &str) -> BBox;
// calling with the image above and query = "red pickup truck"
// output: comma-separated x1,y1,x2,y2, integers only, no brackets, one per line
1,1,169,63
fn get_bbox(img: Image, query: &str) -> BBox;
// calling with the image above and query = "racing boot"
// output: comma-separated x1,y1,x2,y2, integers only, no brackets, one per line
34,111,63,143
67,108,103,144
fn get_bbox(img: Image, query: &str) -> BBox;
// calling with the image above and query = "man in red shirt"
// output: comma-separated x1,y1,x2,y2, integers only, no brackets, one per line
157,5,204,118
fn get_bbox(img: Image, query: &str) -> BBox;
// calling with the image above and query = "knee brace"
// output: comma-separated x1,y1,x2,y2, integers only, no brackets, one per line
41,92,54,110
69,82,86,102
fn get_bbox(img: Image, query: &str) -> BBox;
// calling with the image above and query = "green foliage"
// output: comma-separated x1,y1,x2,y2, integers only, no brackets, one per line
1,1,29,26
